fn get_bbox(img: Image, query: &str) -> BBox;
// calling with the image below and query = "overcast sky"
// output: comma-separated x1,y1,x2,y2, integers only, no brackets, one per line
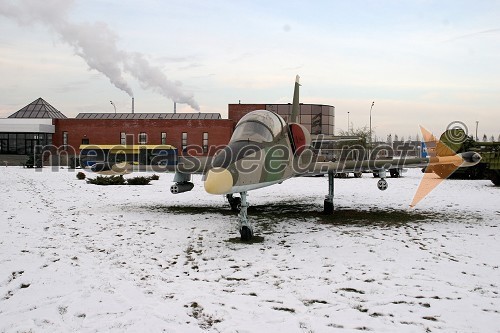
0,0,499,138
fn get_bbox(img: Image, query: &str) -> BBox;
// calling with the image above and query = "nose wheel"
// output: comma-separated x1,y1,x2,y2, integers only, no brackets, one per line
324,172,335,214
376,169,388,191
377,179,388,191
237,192,253,241
240,226,253,241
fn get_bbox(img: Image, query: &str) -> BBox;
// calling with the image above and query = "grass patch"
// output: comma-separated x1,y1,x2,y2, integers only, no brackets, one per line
161,202,435,227
323,207,433,226
303,299,329,306
224,277,247,281
226,235,265,244
339,287,365,294
354,305,368,313
272,306,296,313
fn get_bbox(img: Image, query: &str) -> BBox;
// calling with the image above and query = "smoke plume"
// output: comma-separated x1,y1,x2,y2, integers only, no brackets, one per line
0,0,200,110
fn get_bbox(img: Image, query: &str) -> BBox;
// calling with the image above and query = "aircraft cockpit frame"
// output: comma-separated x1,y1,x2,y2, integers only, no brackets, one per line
231,110,285,144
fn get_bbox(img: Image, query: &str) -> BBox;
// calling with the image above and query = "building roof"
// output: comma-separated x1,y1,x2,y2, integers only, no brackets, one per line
75,113,222,120
8,98,67,119
80,144,176,152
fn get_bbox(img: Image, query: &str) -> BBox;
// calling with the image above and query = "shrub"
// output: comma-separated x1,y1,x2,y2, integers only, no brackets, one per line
127,176,151,185
68,157,81,169
149,174,160,181
86,175,126,185
76,172,86,180
85,175,156,186
25,154,42,168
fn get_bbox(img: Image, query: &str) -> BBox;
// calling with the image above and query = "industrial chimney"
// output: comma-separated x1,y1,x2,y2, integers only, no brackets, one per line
174,101,176,114
132,97,135,114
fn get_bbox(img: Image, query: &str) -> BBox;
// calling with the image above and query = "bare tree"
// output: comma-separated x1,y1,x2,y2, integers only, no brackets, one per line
337,126,370,147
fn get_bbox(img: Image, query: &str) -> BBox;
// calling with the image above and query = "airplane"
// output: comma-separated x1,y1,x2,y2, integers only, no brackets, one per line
169,76,482,241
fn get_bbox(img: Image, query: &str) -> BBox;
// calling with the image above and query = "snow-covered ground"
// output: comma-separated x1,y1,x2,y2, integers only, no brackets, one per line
0,167,499,332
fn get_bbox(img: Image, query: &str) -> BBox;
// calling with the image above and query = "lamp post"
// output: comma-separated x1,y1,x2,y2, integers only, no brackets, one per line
110,101,116,114
369,101,374,150
347,111,350,134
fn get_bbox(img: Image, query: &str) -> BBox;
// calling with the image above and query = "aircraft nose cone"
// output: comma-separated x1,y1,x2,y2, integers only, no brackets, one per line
204,167,233,195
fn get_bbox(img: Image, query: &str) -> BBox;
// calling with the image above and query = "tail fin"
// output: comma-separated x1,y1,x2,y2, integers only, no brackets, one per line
290,75,300,123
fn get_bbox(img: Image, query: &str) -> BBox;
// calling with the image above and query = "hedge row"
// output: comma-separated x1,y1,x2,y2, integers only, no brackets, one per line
81,174,160,186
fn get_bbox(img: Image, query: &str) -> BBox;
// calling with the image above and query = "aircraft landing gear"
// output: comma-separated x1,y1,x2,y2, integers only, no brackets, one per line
238,192,253,241
376,170,388,191
324,172,334,214
377,179,388,191
226,194,241,212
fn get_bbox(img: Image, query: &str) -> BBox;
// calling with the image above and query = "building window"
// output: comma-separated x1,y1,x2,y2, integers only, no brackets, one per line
182,132,188,151
139,132,147,144
81,138,89,145
120,132,126,145
63,131,68,150
202,132,208,153
161,132,167,145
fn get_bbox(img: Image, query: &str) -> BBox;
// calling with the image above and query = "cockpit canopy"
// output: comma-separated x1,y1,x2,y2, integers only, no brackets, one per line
231,110,285,143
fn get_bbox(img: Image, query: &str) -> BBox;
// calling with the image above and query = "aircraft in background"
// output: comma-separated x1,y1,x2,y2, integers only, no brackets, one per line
169,76,481,241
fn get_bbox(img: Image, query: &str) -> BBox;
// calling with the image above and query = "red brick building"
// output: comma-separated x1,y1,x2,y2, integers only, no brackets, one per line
53,114,234,157
1,98,335,164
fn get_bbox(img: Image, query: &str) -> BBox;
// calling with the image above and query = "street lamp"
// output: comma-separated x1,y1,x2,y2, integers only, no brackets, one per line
110,100,116,114
369,101,374,149
347,111,350,134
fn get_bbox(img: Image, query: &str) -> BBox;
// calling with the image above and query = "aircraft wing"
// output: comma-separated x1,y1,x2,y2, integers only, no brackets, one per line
302,153,479,175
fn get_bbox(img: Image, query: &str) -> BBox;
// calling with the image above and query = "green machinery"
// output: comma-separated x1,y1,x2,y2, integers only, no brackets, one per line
426,129,500,185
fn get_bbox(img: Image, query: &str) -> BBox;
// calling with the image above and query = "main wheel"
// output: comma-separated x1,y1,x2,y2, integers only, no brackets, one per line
240,226,253,241
227,195,241,212
353,172,362,178
324,199,334,214
389,169,400,178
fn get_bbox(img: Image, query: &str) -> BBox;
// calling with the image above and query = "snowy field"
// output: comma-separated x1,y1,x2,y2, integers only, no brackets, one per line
0,166,499,333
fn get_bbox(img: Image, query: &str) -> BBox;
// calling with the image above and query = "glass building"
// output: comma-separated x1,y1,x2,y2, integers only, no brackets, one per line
266,104,335,135
229,103,335,136
0,98,66,155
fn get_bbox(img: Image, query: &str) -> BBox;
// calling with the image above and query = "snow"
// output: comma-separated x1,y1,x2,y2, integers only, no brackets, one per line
0,166,499,332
